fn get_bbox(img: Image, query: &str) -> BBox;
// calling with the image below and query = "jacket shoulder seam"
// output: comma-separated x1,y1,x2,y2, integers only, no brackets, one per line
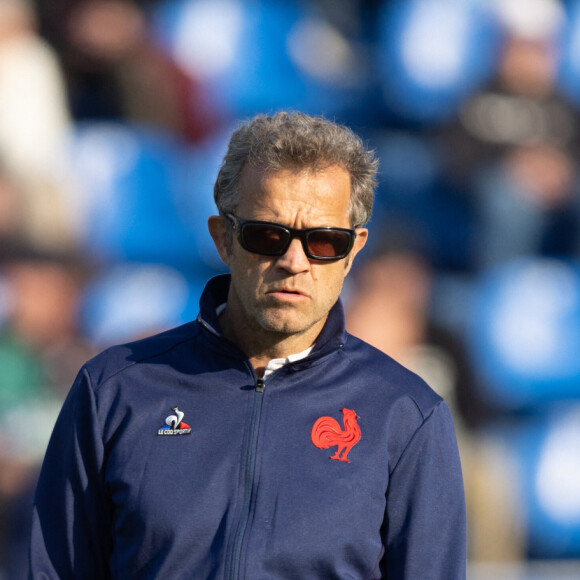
88,334,198,393
389,399,444,475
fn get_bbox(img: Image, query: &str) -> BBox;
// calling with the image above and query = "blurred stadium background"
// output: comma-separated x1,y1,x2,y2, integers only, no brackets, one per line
1,0,580,577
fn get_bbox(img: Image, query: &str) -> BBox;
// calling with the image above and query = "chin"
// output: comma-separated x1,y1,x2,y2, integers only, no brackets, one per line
258,309,322,338
261,319,304,335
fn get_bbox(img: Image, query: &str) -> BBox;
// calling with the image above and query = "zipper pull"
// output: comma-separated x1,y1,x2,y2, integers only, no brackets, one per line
256,377,265,392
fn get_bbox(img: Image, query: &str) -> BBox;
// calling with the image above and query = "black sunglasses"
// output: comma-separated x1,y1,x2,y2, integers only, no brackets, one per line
225,213,357,261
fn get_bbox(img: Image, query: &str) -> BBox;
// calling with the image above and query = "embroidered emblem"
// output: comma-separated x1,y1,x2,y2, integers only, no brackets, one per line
157,407,192,436
311,408,361,462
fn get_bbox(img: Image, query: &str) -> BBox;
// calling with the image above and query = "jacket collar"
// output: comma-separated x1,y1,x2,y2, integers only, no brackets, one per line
196,273,348,359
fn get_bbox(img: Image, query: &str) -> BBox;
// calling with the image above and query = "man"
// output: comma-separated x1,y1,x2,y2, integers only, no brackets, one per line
30,112,466,578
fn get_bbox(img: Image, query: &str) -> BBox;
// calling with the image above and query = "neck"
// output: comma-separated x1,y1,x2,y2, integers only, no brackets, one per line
218,306,322,372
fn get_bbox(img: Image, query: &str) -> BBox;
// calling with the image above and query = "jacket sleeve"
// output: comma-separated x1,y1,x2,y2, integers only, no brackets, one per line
29,368,112,579
381,401,467,579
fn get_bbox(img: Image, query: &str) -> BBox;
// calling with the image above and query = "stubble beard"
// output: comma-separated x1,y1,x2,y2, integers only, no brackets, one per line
253,295,334,346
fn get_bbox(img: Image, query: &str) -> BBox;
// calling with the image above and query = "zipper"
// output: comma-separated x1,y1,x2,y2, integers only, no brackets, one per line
228,375,266,580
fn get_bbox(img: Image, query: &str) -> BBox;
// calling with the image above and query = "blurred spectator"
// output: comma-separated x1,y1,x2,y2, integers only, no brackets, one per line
0,170,26,244
0,245,94,576
435,0,580,268
0,0,75,251
344,241,484,432
0,245,94,394
33,0,220,142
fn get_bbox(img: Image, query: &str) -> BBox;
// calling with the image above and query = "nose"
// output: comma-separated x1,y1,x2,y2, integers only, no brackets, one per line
276,237,311,273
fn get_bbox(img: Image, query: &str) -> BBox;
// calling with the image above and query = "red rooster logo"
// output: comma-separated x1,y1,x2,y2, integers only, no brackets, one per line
311,408,361,463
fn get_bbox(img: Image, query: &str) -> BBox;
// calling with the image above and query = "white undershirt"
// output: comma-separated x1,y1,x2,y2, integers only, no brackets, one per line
216,304,314,380
262,346,314,379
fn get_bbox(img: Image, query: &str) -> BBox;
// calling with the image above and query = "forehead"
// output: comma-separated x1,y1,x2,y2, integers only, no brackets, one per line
236,164,352,226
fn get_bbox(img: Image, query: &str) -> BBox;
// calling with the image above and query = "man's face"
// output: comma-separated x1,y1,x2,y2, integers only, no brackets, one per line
211,164,368,349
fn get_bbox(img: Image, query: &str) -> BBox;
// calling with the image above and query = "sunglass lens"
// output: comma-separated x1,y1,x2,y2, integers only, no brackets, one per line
307,230,351,258
242,224,289,255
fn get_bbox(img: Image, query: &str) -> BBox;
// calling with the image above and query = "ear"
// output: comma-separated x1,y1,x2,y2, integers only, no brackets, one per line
208,215,231,266
343,228,368,276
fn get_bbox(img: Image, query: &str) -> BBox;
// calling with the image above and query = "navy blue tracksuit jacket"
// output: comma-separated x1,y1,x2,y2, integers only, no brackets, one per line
30,274,466,579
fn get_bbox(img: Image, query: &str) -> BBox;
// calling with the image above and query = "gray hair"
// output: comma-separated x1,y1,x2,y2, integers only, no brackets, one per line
213,111,378,227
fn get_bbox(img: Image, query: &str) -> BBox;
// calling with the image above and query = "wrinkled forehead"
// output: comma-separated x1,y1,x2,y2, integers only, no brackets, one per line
235,163,354,225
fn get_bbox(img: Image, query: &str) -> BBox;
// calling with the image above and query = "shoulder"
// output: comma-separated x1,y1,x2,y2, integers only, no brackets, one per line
342,332,443,420
82,321,200,390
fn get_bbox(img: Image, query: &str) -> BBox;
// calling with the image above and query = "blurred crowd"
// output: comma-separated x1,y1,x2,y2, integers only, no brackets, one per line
1,0,580,577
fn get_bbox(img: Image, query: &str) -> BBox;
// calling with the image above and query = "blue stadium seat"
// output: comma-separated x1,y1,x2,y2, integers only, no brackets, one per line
151,0,367,118
376,0,499,122
506,405,580,558
558,0,580,104
467,257,580,410
80,262,207,347
68,121,223,271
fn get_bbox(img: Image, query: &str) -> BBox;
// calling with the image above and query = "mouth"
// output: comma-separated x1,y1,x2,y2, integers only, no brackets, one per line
269,286,304,294
267,287,308,300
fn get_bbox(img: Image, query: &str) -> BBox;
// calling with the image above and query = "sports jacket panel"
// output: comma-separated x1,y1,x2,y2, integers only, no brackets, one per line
29,274,466,579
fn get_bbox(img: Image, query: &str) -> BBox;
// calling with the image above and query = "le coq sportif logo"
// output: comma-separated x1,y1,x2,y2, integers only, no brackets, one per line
157,407,192,435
